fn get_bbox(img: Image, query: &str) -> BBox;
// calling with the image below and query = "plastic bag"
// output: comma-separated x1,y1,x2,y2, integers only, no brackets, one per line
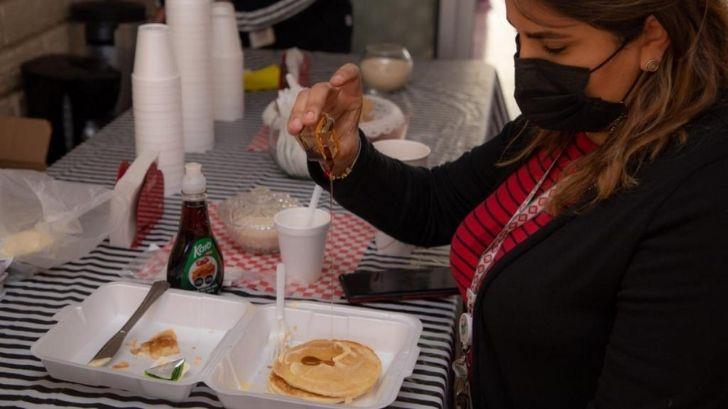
0,169,118,270
265,74,311,179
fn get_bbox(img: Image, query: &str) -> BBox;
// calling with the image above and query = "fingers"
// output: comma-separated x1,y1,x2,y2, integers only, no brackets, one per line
330,63,360,87
288,63,361,135
331,63,362,101
302,82,334,126
287,88,309,135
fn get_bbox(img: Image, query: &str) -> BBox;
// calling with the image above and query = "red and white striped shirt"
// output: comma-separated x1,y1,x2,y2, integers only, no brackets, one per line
450,132,598,296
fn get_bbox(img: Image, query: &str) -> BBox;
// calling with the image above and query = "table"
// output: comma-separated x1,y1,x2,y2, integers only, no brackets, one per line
0,50,509,408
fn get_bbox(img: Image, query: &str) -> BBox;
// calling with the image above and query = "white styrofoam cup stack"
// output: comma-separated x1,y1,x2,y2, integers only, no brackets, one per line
166,0,215,153
132,23,185,196
211,2,244,122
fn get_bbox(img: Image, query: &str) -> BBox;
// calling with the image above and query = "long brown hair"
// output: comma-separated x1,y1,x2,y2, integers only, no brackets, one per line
504,0,728,214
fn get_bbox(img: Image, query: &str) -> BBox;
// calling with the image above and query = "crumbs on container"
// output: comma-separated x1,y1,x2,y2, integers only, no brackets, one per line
112,361,130,370
193,356,202,365
292,325,298,332
239,381,251,391
191,346,196,350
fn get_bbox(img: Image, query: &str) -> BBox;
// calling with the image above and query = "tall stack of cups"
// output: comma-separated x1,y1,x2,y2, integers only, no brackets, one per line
166,0,215,153
132,24,185,197
211,2,244,122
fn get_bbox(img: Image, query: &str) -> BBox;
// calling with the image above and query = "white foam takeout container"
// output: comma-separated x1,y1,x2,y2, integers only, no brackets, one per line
32,282,423,408
31,282,254,402
207,302,422,409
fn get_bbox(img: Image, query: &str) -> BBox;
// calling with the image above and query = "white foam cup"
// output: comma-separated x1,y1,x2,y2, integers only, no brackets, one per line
211,11,242,56
211,1,235,16
274,207,331,285
133,24,178,80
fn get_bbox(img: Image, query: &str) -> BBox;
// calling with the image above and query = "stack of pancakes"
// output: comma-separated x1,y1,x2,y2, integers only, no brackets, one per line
268,339,382,404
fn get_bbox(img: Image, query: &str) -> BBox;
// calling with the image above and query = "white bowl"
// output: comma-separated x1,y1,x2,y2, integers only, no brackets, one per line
359,95,407,142
372,139,431,167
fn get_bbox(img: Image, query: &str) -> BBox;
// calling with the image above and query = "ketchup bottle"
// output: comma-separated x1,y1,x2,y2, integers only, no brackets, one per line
167,163,224,294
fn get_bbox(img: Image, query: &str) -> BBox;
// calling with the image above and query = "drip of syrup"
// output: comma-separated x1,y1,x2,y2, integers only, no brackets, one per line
301,355,335,366
298,114,339,341
323,146,336,341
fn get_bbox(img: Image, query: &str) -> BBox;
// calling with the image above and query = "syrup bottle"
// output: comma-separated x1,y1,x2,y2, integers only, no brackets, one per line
167,163,224,294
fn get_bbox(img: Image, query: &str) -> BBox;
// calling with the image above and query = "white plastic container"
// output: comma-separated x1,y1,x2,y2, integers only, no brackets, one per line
32,283,423,408
31,282,254,402
207,302,422,409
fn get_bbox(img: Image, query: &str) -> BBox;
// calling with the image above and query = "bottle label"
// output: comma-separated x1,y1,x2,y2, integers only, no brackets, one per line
181,237,222,293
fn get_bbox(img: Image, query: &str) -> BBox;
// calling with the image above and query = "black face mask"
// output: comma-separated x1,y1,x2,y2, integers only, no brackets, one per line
514,36,631,132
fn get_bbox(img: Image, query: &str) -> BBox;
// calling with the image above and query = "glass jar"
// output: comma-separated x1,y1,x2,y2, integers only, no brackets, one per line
218,187,299,254
360,43,414,93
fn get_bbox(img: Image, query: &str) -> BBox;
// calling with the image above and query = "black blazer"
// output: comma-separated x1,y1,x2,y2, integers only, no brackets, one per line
309,101,728,409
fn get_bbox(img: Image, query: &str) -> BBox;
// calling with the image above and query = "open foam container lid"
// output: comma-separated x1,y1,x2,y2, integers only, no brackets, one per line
31,282,423,408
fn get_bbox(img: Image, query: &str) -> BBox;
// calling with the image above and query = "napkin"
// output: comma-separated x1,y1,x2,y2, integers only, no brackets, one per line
280,47,310,88
273,74,310,178
110,152,164,248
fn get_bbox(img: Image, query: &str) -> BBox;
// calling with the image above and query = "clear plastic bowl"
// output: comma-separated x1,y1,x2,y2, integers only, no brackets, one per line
218,187,299,254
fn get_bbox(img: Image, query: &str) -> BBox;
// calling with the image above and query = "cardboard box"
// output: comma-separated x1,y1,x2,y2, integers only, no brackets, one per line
0,116,51,171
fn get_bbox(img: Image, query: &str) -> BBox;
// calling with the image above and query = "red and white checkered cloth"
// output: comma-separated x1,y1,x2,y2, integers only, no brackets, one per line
135,202,375,300
246,125,271,152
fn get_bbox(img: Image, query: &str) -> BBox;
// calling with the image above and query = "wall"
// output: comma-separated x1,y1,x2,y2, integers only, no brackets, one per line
0,0,156,117
351,0,438,59
0,0,439,116
0,0,72,115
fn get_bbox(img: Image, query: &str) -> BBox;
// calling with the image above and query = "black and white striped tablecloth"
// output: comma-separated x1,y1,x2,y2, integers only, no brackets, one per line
0,50,509,409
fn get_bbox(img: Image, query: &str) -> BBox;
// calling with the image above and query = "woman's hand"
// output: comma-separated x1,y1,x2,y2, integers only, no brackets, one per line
287,63,363,175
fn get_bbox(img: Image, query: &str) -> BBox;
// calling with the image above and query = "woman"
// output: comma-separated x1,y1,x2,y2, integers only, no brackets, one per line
289,0,728,408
